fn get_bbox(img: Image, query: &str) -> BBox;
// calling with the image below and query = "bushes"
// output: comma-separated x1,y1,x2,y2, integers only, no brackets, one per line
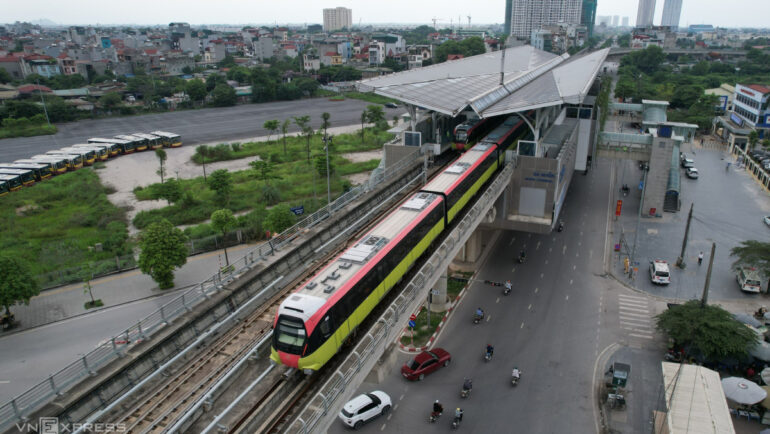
0,113,57,139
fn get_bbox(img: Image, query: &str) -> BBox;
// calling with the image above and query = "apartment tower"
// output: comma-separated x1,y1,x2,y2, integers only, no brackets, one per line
509,0,582,38
323,7,353,32
660,0,683,28
636,0,656,27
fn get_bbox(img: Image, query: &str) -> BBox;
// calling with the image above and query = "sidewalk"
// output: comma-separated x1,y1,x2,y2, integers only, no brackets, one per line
2,243,258,335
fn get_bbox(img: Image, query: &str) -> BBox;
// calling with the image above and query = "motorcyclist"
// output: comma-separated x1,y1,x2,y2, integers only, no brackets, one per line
504,280,512,293
519,250,526,261
486,344,494,358
433,400,443,415
475,307,484,319
455,407,464,422
512,367,521,379
463,378,473,392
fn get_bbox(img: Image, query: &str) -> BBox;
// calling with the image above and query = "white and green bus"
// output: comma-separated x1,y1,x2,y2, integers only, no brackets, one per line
29,155,69,174
132,133,163,150
115,134,148,151
0,168,35,186
89,137,133,155
150,131,182,147
1,162,52,181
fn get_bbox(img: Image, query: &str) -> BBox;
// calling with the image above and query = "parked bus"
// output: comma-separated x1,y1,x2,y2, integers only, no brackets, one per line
0,178,10,196
1,162,52,181
29,155,69,174
42,152,83,170
89,137,133,155
0,174,21,192
58,147,97,165
0,168,35,186
115,134,148,151
70,144,109,161
132,133,162,150
150,131,182,147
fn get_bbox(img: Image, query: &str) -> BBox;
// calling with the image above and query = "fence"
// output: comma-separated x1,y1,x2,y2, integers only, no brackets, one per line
35,255,138,290
0,153,419,433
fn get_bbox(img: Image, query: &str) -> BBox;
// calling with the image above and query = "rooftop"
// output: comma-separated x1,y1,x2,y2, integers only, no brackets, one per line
357,46,609,118
745,84,770,95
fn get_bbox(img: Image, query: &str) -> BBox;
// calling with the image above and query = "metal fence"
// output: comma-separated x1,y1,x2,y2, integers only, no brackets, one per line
0,153,418,433
35,255,138,290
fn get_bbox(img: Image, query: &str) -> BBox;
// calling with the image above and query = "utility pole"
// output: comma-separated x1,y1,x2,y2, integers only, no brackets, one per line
701,242,716,307
675,203,693,269
323,134,332,206
37,79,51,126
630,166,648,268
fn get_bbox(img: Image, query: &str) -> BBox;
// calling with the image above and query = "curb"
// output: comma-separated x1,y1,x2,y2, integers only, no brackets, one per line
398,273,475,352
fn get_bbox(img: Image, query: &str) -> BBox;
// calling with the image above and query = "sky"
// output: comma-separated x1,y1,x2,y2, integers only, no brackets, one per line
3,0,766,28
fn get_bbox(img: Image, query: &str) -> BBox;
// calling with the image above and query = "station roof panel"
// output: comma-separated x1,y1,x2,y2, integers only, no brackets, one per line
357,45,565,116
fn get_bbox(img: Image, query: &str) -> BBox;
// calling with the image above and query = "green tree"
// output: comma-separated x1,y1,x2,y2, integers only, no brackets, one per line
206,74,226,91
730,240,770,292
0,256,40,323
360,110,368,144
265,204,295,233
321,112,331,138
263,119,280,142
280,119,291,154
293,115,313,162
158,178,183,205
249,159,281,186
79,263,101,308
155,148,167,182
656,300,758,361
670,85,704,110
366,105,385,124
315,153,335,178
138,219,188,289
211,83,237,107
210,209,237,266
208,169,232,205
748,130,759,150
0,68,11,84
762,139,770,151
185,79,207,103
99,92,123,109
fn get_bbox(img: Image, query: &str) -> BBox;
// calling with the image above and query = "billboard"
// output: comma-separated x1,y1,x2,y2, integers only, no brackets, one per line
730,113,743,127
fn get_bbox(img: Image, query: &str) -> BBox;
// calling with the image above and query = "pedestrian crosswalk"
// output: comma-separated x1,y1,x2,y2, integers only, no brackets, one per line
617,294,654,340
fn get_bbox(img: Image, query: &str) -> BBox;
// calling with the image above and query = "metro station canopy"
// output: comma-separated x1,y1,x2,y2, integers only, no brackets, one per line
358,46,610,119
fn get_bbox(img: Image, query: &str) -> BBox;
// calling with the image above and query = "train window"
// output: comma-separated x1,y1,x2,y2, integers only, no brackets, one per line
320,316,332,338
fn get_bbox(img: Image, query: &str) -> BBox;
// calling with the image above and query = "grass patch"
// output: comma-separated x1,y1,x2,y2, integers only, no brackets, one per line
0,168,131,277
93,161,106,170
0,123,57,139
190,127,392,165
343,91,400,105
84,299,104,309
448,272,473,301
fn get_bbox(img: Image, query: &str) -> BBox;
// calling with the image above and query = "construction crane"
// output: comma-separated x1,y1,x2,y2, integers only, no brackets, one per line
431,17,444,29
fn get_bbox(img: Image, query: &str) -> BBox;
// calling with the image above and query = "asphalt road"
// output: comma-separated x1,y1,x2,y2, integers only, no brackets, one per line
0,98,397,162
0,291,182,403
328,158,661,433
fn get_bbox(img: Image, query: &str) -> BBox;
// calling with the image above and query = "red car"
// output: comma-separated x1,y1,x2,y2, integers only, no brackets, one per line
401,348,451,381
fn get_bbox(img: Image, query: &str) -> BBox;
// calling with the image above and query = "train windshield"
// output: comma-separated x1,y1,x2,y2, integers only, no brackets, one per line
455,126,469,142
275,316,306,353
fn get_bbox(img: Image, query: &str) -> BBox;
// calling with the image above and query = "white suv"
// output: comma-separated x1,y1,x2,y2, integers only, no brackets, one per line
339,391,392,429
650,260,670,285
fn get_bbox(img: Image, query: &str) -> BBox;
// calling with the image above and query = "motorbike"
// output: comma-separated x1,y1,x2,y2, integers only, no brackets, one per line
484,350,493,362
473,313,483,324
621,184,629,197
511,372,521,386
504,284,512,296
518,253,526,264
452,415,462,429
461,387,471,399
557,220,564,232
664,350,682,363
429,411,442,423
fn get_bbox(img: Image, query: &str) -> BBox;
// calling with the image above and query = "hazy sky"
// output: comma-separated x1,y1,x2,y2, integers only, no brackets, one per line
3,0,765,28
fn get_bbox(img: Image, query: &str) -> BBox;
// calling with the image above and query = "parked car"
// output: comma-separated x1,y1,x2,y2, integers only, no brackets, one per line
650,260,671,285
401,348,452,381
339,391,392,429
384,102,398,109
681,158,695,169
736,266,762,293
764,215,770,227
686,167,699,179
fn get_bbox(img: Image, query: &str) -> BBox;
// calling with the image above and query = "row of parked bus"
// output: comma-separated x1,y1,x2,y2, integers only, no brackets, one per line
0,131,182,197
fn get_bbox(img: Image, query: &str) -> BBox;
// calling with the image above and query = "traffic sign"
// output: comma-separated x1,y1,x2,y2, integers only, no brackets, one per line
430,289,440,296
408,320,416,328
409,313,417,322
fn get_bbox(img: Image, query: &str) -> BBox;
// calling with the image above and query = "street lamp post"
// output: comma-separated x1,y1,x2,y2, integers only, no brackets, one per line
323,134,332,207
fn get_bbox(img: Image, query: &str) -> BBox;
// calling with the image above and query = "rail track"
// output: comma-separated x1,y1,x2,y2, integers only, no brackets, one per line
101,162,445,434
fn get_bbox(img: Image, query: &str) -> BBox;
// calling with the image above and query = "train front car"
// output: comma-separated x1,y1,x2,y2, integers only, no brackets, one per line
271,192,445,373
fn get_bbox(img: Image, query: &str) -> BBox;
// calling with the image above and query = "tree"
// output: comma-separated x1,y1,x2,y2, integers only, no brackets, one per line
293,115,313,162
656,300,758,362
730,240,770,292
0,68,11,84
360,110,368,144
79,263,101,308
158,178,183,205
321,112,331,139
138,220,188,289
265,204,295,233
211,83,237,107
249,159,281,186
155,148,167,183
748,130,759,150
281,119,291,154
263,119,280,143
210,209,237,266
185,79,207,103
0,256,40,324
366,105,385,125
315,153,335,178
208,169,232,205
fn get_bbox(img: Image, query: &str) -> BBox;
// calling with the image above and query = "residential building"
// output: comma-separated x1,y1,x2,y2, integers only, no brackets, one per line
368,41,385,66
323,7,353,32
504,0,513,37
660,0,682,28
252,37,274,62
21,54,61,78
321,51,342,66
612,16,619,27
705,83,735,114
580,0,597,39
0,55,24,79
509,0,582,39
732,84,770,138
636,0,656,27
622,16,629,27
303,53,320,71
160,53,194,75
688,24,714,33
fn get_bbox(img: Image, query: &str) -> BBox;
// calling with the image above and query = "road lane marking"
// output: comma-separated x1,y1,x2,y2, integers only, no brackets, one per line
528,304,532,310
520,322,524,329
536,241,541,250
619,306,649,313
573,265,576,270
535,287,539,293
381,423,387,431
565,295,569,301
563,245,567,255
496,297,500,304
487,315,491,322
549,247,552,253
619,300,648,307
509,237,515,245
545,260,549,265
578,242,581,247
394,404,399,410
540,273,544,279
629,333,654,339
569,279,573,285
580,231,583,236
618,294,648,301
576,252,579,257
618,311,649,318
0,380,9,384
387,414,392,420
399,394,404,401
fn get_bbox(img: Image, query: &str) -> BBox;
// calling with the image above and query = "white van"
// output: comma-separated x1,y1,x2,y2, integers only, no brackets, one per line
650,260,670,285
736,266,762,293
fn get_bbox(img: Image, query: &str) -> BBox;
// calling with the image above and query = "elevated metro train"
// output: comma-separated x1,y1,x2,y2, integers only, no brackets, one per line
271,115,530,372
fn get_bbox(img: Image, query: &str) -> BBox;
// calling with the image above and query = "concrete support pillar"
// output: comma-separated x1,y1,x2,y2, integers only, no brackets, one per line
429,274,448,313
451,229,483,272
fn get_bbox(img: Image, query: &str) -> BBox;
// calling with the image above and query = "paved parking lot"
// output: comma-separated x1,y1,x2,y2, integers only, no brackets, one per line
611,141,770,302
